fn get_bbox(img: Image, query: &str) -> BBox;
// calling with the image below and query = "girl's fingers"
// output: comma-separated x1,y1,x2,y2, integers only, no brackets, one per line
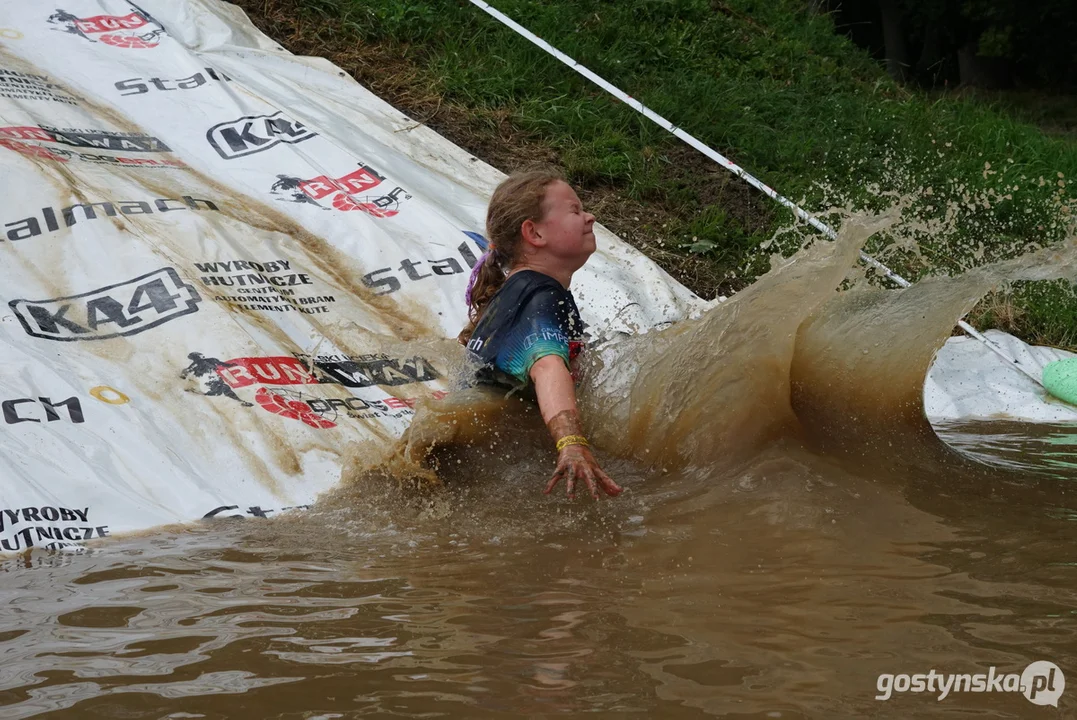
596,469,623,496
544,464,567,494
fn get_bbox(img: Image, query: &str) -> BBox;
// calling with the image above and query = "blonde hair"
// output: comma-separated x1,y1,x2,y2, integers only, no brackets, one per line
458,169,563,344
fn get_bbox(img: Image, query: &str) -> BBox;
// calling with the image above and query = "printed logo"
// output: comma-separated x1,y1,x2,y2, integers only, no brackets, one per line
11,267,201,342
48,7,166,49
207,111,315,159
212,356,319,390
270,164,410,218
876,661,1065,706
115,66,230,95
0,125,182,168
2,396,83,424
2,195,220,243
180,351,446,426
0,505,109,551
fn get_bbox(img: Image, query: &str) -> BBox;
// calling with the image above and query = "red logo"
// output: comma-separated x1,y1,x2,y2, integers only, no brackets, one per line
270,165,410,218
216,356,318,390
255,388,336,429
48,8,165,49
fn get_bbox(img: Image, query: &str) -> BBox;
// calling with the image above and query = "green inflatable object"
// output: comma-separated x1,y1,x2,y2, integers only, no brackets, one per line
1042,358,1077,406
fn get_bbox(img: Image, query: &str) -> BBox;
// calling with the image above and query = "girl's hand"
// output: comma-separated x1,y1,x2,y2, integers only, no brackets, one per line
545,444,622,499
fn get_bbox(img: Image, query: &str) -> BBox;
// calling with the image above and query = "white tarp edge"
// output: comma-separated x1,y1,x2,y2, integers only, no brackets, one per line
925,330,1077,423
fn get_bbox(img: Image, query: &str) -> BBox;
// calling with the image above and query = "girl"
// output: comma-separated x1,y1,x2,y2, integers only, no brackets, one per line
459,170,622,501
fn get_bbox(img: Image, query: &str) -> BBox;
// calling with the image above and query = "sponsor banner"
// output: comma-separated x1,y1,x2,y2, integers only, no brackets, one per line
10,267,202,342
48,7,166,50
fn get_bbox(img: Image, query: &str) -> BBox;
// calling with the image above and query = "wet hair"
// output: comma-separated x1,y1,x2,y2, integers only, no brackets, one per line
458,169,564,344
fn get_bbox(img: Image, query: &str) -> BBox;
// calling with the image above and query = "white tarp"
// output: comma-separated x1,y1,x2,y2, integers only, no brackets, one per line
0,1,1071,554
925,330,1077,423
0,0,704,552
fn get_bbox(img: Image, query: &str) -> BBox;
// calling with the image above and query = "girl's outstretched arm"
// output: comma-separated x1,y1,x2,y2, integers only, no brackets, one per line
529,355,622,500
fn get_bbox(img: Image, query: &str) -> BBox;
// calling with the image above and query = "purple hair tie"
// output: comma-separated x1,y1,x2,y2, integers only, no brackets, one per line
464,250,491,307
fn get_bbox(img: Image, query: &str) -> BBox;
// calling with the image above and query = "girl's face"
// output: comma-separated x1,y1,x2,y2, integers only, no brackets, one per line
530,181,596,266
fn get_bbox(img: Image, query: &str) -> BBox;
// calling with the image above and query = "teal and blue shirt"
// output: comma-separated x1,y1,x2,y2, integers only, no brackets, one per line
465,270,584,390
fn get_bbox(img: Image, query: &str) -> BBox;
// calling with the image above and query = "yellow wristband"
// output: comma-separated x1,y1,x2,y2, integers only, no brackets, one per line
555,435,589,452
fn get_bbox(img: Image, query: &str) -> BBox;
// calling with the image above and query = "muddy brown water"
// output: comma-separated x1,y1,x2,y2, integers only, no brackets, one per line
1,418,1075,719
2,220,1077,719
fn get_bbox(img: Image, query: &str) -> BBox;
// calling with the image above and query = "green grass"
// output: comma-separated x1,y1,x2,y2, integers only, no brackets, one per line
285,0,1077,347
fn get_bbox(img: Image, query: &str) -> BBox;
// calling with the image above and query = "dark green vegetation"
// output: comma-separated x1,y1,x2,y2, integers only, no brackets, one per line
828,0,1077,91
238,0,1077,349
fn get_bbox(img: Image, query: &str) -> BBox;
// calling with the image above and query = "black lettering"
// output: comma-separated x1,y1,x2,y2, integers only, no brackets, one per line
265,117,306,139
40,506,59,522
246,506,273,518
362,268,399,295
22,508,41,522
62,527,81,541
175,73,206,90
42,207,59,232
399,258,430,281
458,240,479,268
183,196,218,211
26,303,89,335
5,217,41,242
115,78,148,96
62,202,117,226
430,257,463,276
202,505,242,519
149,78,172,92
3,398,39,424
218,122,267,153
118,200,153,215
59,508,76,521
403,356,440,381
155,198,187,212
40,396,84,423
85,295,140,330
127,278,180,316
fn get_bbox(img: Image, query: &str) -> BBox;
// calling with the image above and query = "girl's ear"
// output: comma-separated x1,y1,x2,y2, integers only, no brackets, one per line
521,218,545,248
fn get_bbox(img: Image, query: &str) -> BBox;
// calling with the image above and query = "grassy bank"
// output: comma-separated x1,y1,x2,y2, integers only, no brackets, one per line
235,0,1077,349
